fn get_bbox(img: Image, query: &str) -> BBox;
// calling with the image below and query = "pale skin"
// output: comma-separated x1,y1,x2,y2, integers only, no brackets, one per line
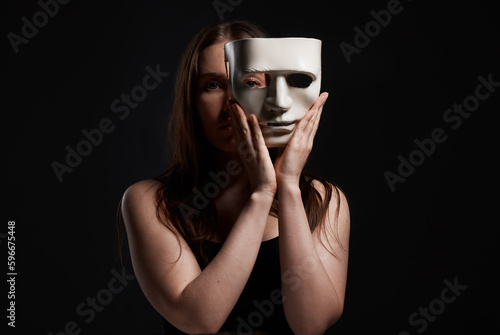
121,40,350,335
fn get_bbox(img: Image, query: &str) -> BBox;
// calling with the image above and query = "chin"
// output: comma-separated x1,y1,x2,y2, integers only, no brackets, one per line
217,137,240,153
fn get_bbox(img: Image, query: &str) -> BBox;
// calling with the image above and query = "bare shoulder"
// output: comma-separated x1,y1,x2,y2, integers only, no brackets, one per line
121,179,163,228
122,179,161,203
119,179,202,327
311,178,350,251
311,178,349,212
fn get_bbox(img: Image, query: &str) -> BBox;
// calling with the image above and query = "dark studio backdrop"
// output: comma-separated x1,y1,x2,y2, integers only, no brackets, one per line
4,0,499,334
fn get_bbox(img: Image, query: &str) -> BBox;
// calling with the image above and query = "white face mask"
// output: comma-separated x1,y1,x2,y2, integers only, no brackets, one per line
224,37,322,147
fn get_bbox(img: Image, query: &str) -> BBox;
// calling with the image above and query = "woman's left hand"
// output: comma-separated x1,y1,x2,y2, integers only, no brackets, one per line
274,92,329,186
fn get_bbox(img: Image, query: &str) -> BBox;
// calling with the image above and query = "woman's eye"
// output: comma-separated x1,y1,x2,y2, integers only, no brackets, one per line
244,79,262,88
206,81,220,90
243,73,268,88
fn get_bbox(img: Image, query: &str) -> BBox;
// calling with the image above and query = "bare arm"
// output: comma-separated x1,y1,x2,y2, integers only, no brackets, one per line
121,180,275,334
123,99,278,334
273,92,350,334
278,180,350,335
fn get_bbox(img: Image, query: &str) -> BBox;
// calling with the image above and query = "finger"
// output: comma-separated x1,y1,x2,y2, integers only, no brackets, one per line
228,103,241,134
229,102,252,144
249,114,267,154
292,106,316,143
307,104,323,146
284,92,328,150
307,92,327,131
307,93,328,144
313,92,328,124
229,102,260,161
290,92,328,147
234,103,252,142
311,94,327,132
298,92,327,130
304,92,327,132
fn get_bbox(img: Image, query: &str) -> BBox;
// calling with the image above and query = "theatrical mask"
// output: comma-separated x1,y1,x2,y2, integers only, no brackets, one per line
224,38,322,147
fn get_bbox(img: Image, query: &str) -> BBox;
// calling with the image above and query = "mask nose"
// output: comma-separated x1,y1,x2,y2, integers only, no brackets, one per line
264,75,293,114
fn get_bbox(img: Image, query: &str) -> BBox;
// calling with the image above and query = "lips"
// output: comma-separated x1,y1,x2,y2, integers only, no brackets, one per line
218,124,232,132
218,117,232,129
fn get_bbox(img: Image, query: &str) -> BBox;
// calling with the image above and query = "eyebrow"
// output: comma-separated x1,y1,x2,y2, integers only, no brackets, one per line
198,72,226,79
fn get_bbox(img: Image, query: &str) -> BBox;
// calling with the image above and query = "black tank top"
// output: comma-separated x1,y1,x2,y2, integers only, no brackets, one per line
161,236,294,334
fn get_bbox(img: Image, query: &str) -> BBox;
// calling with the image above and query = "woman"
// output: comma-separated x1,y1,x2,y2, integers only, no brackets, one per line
120,20,350,334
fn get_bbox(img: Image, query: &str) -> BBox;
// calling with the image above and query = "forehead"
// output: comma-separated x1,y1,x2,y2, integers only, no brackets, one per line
198,41,227,74
226,38,321,74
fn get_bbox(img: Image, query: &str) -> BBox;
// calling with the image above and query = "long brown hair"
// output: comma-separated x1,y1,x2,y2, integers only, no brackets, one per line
119,20,345,268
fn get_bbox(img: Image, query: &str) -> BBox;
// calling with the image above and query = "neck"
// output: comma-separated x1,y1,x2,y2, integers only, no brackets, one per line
209,150,253,241
213,149,250,194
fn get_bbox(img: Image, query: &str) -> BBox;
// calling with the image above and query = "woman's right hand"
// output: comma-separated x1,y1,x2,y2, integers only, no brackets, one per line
228,101,277,197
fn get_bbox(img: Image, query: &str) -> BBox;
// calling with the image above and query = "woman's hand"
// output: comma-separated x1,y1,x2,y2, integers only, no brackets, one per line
274,92,329,186
228,101,277,196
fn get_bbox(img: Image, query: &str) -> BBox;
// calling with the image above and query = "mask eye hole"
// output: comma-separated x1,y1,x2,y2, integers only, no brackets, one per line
243,73,269,89
286,73,313,88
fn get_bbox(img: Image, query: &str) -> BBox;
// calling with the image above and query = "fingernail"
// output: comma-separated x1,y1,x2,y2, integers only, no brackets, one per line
321,92,329,104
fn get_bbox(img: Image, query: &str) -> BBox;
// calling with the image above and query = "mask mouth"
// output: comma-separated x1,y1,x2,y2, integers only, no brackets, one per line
261,121,297,127
269,109,288,115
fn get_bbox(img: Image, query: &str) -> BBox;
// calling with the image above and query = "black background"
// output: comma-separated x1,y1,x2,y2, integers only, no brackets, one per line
4,0,499,334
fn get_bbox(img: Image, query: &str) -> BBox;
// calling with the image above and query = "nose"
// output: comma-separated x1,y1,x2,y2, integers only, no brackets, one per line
264,75,293,114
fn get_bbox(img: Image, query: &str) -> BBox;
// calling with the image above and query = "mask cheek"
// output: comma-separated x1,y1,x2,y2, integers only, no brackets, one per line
289,83,321,118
